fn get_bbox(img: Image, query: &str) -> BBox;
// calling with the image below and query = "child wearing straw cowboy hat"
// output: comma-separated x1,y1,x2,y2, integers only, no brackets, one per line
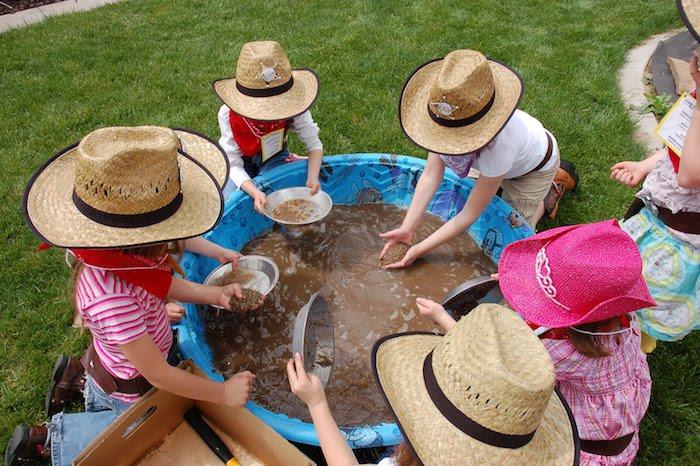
5,127,261,466
41,128,244,418
287,304,580,465
609,0,700,353
214,40,324,209
417,220,655,465
380,49,578,268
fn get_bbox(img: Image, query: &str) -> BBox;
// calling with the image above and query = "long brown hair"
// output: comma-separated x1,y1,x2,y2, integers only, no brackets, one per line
567,317,619,358
392,442,420,466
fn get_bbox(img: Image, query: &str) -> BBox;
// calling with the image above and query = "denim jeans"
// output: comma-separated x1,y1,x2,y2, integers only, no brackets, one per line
243,148,290,179
49,376,133,466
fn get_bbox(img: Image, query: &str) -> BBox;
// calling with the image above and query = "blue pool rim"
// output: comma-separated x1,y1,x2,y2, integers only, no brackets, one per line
175,153,534,448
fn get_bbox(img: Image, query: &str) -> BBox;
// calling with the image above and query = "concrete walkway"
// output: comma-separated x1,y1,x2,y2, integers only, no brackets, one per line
617,30,682,153
0,0,121,33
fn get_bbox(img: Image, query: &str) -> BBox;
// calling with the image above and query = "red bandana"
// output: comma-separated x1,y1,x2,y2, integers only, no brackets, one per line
37,242,174,299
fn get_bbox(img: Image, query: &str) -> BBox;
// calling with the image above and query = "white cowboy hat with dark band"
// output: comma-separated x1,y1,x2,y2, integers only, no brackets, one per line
23,126,224,249
399,49,523,155
213,40,320,121
372,304,580,466
678,0,700,42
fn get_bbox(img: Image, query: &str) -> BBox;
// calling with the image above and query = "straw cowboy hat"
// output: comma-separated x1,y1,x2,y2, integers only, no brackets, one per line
23,126,224,249
213,41,319,121
498,220,656,328
372,304,580,466
399,49,523,155
172,128,229,189
678,0,700,42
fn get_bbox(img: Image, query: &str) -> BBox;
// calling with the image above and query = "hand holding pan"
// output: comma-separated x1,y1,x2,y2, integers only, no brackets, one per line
441,276,502,318
292,287,334,387
442,276,551,335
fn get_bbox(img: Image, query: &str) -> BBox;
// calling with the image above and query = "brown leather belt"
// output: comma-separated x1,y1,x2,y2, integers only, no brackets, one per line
656,204,700,234
81,343,153,396
624,197,700,234
580,432,634,457
527,132,554,175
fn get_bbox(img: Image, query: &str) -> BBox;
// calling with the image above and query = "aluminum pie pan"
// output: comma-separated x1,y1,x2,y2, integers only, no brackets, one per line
292,290,334,386
203,255,279,310
262,187,333,226
441,276,502,317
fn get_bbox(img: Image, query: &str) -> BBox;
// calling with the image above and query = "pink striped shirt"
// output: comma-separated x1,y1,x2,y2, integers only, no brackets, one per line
75,266,173,402
543,321,651,466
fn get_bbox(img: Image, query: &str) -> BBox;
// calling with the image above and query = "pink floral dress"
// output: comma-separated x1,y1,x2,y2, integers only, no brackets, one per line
543,322,651,466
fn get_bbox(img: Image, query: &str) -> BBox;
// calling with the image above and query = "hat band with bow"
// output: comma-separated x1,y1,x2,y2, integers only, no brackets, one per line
427,90,496,128
235,77,295,98
422,350,537,449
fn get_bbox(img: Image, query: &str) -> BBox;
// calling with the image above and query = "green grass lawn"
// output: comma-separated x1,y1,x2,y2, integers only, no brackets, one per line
0,0,697,464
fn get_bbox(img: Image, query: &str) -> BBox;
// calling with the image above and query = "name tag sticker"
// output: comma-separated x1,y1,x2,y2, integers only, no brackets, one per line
261,128,285,162
655,92,696,156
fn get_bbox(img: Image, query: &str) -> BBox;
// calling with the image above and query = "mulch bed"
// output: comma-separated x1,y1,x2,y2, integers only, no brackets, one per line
0,0,68,16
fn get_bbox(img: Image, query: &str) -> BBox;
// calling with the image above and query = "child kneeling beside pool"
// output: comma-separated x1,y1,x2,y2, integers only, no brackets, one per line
287,303,579,466
5,127,262,466
419,220,655,466
214,40,324,210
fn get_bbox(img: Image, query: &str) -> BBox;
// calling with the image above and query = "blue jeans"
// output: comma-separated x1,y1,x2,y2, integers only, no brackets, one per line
49,376,133,466
243,148,290,178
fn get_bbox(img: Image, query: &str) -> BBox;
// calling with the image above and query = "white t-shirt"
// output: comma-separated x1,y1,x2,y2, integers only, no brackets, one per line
445,109,556,179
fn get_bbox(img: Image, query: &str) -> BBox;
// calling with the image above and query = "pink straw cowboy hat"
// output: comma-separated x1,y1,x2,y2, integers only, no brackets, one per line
498,220,656,328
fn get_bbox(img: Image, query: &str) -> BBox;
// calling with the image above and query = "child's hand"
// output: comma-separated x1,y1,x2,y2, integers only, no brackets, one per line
610,161,646,187
217,248,242,268
306,177,320,195
416,297,448,322
287,352,326,409
217,284,243,309
165,302,185,323
222,371,255,408
690,54,700,89
251,190,267,214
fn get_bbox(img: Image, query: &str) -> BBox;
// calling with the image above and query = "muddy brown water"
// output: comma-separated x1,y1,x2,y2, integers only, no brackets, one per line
204,204,495,426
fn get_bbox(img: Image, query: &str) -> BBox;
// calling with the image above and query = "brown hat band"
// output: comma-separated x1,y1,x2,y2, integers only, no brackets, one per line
236,77,295,98
72,190,183,228
428,91,496,128
422,350,537,449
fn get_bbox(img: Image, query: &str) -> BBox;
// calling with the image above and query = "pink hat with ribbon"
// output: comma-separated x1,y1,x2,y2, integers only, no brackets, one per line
498,219,655,328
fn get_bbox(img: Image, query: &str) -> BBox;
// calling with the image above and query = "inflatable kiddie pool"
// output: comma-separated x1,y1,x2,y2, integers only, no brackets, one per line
175,153,533,449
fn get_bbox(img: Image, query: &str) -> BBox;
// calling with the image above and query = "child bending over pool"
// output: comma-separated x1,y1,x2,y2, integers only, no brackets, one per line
288,303,579,465
419,220,655,465
5,127,260,466
214,40,324,210
380,49,578,269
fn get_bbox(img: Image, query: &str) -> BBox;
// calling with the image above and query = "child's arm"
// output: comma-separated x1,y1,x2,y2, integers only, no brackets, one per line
385,173,503,269
121,334,254,407
167,277,264,311
678,55,700,188
217,105,269,211
416,297,457,332
380,153,445,258
610,150,665,187
306,149,323,194
287,353,358,466
183,237,242,266
291,111,324,195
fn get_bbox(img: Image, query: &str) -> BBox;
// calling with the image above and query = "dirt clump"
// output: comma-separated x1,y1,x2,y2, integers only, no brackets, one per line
272,199,319,223
380,242,411,267
229,288,263,313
